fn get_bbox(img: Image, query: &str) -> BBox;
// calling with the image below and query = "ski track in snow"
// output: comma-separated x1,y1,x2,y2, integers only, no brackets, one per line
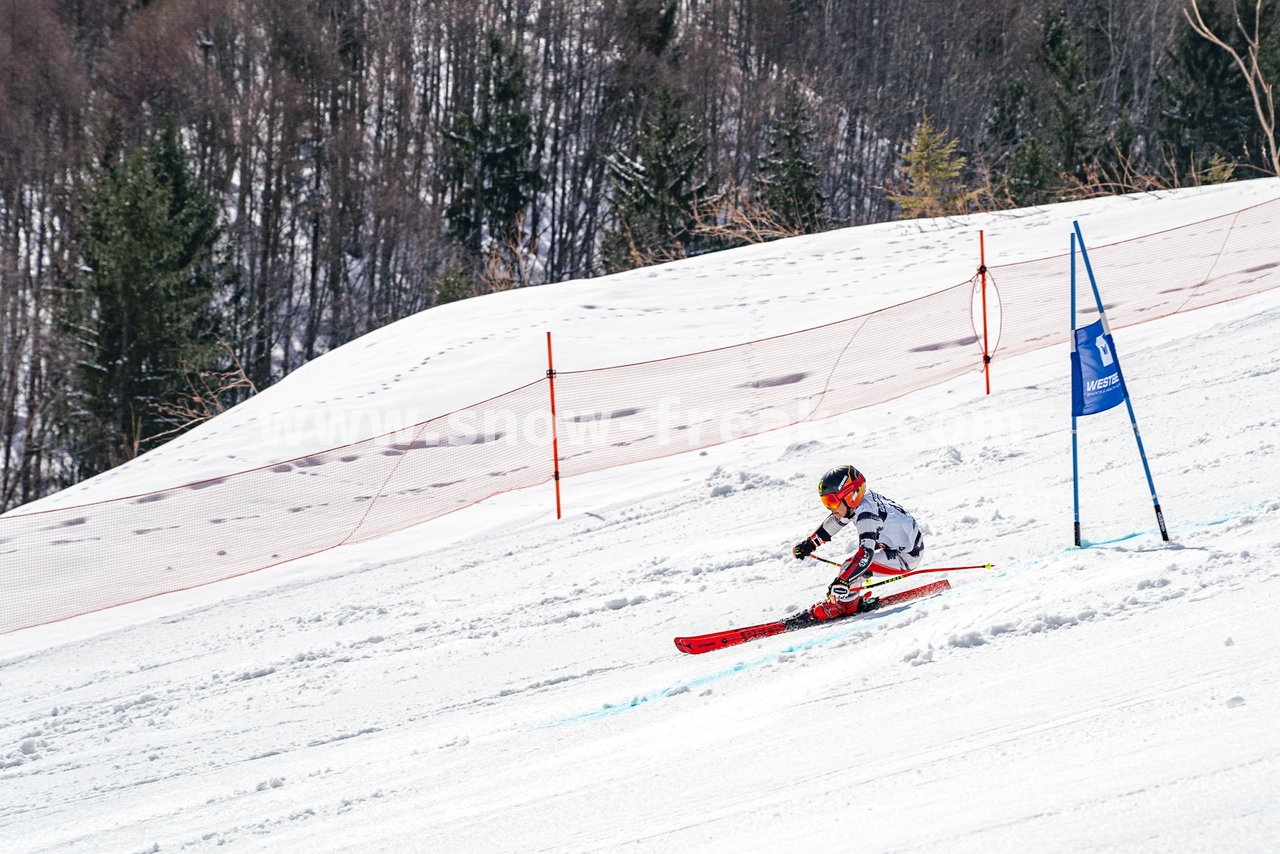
2,181,1280,852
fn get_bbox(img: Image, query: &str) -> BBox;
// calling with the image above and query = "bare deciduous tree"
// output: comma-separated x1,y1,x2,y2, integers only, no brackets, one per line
1185,0,1279,174
147,342,258,445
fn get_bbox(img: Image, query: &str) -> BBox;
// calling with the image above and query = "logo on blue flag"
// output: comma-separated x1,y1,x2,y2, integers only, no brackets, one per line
1071,320,1126,416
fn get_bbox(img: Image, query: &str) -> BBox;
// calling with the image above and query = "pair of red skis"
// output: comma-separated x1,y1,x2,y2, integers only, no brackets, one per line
674,563,988,654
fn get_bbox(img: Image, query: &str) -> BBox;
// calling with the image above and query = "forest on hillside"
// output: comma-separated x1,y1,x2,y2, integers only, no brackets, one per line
1,0,1277,511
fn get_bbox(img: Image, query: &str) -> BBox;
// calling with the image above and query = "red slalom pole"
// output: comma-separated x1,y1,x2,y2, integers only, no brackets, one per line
546,331,562,519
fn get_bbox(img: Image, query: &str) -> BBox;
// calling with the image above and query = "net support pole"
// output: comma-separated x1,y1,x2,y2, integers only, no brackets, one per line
1072,222,1169,542
1070,234,1082,547
546,331,563,519
980,230,991,394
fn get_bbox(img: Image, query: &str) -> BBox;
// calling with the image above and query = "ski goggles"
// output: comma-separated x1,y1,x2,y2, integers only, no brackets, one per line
820,476,866,511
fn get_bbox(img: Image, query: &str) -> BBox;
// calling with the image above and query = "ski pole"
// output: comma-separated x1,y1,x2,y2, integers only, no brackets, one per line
855,564,993,592
806,554,992,574
805,555,993,590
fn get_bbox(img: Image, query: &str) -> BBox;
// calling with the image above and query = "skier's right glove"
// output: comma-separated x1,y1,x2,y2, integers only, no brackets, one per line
792,534,821,560
827,578,858,602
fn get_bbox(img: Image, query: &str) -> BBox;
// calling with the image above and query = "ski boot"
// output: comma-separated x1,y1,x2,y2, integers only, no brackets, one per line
782,593,879,630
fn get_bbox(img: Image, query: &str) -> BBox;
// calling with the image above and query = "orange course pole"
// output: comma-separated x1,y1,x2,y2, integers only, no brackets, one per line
546,331,563,519
980,230,991,395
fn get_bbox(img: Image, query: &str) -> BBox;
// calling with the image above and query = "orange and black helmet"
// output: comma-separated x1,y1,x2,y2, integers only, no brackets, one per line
818,465,866,512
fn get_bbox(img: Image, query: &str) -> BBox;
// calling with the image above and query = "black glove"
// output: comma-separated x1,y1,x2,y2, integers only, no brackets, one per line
792,535,820,560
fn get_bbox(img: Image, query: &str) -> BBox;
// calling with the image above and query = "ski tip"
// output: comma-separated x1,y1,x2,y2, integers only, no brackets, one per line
674,635,714,654
674,620,788,654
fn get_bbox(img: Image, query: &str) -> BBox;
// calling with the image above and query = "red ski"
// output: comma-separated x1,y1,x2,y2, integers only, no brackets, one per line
674,579,951,655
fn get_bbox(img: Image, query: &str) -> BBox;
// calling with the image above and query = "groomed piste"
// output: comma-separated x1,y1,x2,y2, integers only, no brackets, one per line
2,179,1279,852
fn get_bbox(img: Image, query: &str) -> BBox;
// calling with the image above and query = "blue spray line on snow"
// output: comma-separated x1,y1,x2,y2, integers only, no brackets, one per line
545,498,1275,728
543,601,931,728
989,499,1270,585
1076,497,1271,550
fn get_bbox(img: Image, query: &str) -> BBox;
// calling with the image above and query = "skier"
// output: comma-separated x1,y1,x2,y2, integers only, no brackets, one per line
791,465,925,620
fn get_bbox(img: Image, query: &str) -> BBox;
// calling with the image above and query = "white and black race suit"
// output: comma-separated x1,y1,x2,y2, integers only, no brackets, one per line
810,489,924,573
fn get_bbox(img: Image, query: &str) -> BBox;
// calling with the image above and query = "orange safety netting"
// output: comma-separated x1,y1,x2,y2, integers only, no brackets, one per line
991,199,1279,358
2,197,1277,634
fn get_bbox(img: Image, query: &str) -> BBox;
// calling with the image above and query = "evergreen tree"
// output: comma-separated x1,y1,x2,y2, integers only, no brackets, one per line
431,261,475,307
888,113,973,219
1156,5,1246,175
993,9,1104,205
620,0,678,58
1036,8,1098,187
602,85,710,271
67,119,229,476
442,29,541,274
985,80,1031,159
1004,134,1059,206
757,89,826,235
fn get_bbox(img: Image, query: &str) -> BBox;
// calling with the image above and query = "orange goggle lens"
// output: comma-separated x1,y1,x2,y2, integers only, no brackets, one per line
820,477,865,511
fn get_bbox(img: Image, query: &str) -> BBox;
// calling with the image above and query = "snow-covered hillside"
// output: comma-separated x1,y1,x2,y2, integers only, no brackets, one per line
3,181,1279,852
21,178,1277,508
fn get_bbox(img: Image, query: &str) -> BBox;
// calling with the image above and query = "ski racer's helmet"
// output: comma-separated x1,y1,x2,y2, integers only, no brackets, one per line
818,465,866,512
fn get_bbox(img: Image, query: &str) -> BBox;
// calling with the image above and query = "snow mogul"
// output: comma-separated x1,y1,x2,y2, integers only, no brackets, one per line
790,465,924,620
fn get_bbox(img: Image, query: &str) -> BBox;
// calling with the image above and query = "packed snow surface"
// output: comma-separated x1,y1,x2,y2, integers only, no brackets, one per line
3,180,1279,852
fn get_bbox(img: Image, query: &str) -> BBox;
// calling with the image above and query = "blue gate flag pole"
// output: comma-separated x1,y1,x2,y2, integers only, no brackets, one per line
1071,221,1170,543
1070,234,1082,546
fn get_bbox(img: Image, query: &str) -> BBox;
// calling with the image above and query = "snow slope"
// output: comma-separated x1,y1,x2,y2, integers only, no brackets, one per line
2,180,1279,852
21,177,1277,509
